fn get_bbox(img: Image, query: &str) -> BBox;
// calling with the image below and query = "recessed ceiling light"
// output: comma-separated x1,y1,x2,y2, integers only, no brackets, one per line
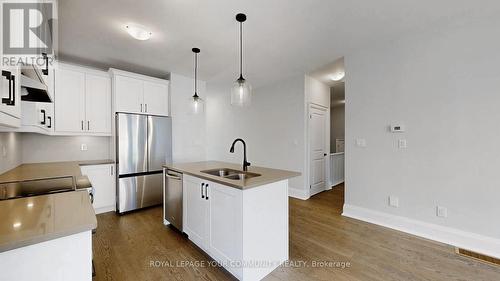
330,71,345,81
125,24,152,41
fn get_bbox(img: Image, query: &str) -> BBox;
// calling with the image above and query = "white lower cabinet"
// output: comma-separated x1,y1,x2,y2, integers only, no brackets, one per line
182,174,289,281
183,175,243,278
80,164,116,214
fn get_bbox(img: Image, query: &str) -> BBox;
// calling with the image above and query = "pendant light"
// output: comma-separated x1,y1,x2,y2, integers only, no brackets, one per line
231,13,251,106
190,47,204,114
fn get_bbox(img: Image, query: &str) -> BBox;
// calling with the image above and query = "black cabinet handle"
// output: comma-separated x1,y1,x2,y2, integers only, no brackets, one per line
201,183,205,199
42,53,48,75
87,121,90,131
205,184,209,200
10,75,15,106
81,120,84,130
40,109,46,125
1,70,13,106
47,116,52,128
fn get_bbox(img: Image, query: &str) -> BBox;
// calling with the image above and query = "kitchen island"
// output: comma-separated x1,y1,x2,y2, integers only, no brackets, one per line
164,161,300,281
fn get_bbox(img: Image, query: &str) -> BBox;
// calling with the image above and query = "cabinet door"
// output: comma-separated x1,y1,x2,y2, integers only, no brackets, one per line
207,182,242,267
114,75,143,114
0,65,21,121
55,68,85,132
85,74,111,133
183,176,208,250
81,164,116,214
143,81,168,116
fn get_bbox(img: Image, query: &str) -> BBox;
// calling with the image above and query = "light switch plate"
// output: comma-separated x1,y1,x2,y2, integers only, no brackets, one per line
398,139,407,149
437,206,448,218
389,196,399,207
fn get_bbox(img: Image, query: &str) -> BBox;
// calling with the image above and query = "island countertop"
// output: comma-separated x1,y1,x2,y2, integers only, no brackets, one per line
164,161,300,189
0,190,97,252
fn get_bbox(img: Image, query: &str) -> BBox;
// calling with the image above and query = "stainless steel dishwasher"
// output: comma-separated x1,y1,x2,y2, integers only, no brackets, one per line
164,169,183,231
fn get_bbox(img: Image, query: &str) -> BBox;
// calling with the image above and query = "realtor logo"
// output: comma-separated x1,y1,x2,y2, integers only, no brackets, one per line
2,2,53,55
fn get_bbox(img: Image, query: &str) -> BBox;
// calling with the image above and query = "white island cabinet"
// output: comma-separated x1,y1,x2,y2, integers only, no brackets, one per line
180,170,292,281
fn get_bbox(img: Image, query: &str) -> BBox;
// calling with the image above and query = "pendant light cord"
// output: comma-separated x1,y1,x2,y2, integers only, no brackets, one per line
239,21,243,79
194,52,197,95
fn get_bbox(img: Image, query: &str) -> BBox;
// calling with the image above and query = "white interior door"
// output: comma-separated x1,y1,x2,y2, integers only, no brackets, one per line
309,105,328,196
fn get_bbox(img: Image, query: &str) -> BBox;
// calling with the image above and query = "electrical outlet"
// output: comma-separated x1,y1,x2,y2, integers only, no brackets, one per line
398,139,407,149
81,144,88,151
356,138,367,147
437,206,448,218
389,196,399,208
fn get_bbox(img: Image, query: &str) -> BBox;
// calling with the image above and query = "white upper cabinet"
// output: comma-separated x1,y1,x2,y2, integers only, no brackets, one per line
85,74,111,133
110,69,169,116
54,63,111,135
114,75,143,114
55,67,85,133
0,65,22,127
143,81,169,116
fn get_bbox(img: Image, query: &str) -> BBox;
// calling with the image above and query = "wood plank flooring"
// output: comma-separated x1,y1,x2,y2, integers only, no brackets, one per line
92,184,500,281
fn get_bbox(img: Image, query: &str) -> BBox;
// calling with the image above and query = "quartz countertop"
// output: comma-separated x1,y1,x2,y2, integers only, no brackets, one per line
0,159,114,189
164,161,300,189
0,190,97,252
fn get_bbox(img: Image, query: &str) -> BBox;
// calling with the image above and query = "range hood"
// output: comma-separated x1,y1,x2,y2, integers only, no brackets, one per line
20,64,52,103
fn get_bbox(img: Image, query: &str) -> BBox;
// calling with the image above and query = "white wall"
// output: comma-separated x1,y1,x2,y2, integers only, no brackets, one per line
170,73,207,163
206,75,306,193
0,132,22,173
21,134,111,163
345,15,500,253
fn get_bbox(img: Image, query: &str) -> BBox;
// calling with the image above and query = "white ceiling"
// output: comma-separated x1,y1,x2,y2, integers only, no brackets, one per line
58,0,500,86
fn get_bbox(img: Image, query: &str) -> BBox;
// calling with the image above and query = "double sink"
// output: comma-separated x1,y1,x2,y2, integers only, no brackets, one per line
201,168,261,181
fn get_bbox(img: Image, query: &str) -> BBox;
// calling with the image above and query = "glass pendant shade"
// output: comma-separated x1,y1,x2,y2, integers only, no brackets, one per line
190,95,204,114
231,77,251,106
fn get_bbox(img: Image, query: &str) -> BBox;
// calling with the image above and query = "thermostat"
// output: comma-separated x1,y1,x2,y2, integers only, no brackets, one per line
390,124,405,133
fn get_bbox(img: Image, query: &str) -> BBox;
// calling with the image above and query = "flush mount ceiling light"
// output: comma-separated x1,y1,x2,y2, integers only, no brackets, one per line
231,13,251,107
330,71,345,82
125,24,152,41
190,48,204,114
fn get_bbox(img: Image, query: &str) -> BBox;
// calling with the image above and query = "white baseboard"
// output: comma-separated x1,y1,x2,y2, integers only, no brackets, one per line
288,186,309,200
329,180,344,187
342,204,500,259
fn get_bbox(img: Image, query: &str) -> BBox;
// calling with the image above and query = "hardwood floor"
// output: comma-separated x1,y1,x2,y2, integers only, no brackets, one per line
93,184,500,281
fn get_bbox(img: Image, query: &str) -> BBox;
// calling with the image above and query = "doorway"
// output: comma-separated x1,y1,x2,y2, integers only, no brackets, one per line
330,82,345,187
308,104,328,196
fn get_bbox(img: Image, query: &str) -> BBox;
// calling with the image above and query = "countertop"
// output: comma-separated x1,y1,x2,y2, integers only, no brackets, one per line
0,190,97,252
165,161,300,189
0,159,114,189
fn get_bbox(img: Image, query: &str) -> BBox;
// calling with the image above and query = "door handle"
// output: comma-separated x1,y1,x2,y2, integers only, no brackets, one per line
165,174,181,180
205,184,209,200
324,153,327,157
40,109,46,125
201,183,205,199
47,116,52,128
110,165,113,176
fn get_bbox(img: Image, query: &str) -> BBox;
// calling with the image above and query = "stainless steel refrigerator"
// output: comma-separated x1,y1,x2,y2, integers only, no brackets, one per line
116,113,172,213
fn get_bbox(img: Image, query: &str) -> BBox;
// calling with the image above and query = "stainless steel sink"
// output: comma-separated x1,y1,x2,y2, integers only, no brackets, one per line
201,168,261,180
